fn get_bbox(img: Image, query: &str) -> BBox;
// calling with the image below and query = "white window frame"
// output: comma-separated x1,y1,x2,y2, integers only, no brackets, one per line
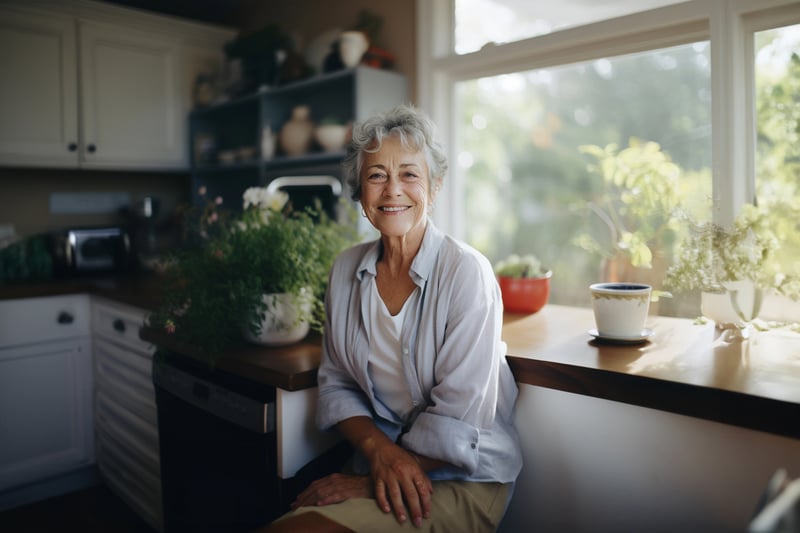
416,0,800,239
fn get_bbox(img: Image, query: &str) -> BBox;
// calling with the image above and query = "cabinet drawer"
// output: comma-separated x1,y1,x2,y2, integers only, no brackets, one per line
92,299,153,354
96,426,162,532
95,390,159,470
0,295,90,348
95,337,157,423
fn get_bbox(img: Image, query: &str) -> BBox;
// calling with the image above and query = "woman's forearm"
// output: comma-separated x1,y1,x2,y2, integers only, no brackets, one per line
335,416,450,472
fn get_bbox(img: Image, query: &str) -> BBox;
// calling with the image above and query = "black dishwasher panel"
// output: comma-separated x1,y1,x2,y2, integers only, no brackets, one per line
153,351,283,532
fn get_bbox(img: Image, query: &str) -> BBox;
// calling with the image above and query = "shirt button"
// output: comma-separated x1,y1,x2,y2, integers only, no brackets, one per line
403,348,409,354
471,443,476,449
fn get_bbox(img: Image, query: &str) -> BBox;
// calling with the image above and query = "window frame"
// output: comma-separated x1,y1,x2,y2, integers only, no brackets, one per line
416,0,800,239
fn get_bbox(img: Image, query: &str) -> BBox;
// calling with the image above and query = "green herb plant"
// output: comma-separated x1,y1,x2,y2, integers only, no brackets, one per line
148,186,360,362
494,253,548,278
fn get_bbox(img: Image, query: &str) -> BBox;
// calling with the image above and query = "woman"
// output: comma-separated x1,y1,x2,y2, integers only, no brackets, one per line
266,105,522,532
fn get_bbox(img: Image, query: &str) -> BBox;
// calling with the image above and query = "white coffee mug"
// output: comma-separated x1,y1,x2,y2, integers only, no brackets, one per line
590,282,651,338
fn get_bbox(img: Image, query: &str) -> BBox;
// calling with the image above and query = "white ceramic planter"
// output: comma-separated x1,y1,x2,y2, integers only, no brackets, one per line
242,292,311,346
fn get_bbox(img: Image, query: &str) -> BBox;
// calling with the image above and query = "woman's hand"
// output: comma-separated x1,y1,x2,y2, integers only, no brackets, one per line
290,473,372,509
336,417,434,528
367,441,433,528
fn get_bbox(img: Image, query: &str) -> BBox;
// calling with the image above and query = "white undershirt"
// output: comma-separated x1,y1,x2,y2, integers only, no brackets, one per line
367,277,415,422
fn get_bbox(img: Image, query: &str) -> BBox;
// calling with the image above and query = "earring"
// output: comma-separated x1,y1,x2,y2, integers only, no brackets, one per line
361,208,367,217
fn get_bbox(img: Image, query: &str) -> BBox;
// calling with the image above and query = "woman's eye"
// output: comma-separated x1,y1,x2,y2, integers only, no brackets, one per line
368,173,387,182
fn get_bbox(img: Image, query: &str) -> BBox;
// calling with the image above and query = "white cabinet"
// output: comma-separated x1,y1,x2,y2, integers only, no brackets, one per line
91,297,163,532
78,21,183,169
0,1,234,170
0,295,93,494
0,8,79,167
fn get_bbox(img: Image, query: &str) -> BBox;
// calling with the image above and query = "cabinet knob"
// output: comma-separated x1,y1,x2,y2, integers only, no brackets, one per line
67,142,78,152
87,144,96,153
57,311,74,325
112,318,126,333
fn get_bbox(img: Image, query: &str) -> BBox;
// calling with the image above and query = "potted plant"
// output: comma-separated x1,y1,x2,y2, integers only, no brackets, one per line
574,139,686,285
147,186,359,361
663,203,799,328
494,253,552,314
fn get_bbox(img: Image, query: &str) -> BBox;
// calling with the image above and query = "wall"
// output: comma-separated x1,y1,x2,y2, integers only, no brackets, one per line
499,384,800,532
0,168,188,239
233,0,416,102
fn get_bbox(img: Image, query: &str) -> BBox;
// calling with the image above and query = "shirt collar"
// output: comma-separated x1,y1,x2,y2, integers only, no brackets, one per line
355,219,445,287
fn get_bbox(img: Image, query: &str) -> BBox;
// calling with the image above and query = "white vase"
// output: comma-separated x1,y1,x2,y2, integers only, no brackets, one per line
701,279,763,338
339,31,369,68
242,292,311,346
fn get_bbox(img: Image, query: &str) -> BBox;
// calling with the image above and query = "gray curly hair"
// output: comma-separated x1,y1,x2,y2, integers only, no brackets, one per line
342,104,448,201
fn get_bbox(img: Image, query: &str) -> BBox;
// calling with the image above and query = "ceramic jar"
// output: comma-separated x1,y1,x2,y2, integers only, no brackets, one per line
339,31,369,68
280,105,314,156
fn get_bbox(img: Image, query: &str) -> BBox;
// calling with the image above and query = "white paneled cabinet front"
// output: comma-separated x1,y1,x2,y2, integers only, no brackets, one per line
0,8,79,167
0,295,93,493
0,1,234,170
78,21,182,169
91,298,163,532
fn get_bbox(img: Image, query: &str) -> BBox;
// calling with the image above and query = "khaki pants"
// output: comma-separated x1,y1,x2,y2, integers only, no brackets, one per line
275,480,511,533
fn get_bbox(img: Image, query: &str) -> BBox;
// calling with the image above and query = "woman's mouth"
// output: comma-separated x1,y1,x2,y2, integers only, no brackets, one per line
379,206,410,213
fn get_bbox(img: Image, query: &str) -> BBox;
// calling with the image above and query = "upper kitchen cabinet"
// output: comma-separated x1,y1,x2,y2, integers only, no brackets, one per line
0,0,235,171
79,21,183,169
0,8,79,168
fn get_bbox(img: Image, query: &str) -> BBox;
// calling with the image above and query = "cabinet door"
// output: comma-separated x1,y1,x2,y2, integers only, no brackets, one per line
0,7,79,167
79,20,183,169
0,337,94,492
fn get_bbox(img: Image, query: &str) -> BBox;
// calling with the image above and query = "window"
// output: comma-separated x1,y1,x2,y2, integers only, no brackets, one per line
456,43,711,312
454,0,690,54
754,22,800,319
419,0,800,320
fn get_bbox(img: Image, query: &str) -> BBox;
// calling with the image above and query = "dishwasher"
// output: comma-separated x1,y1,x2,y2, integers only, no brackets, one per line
153,351,282,532
152,350,351,532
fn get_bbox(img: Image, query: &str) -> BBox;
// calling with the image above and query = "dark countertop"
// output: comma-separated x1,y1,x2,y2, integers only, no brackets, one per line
6,280,799,440
0,274,164,311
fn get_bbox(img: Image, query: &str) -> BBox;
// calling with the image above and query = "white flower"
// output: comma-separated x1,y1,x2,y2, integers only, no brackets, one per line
242,187,289,212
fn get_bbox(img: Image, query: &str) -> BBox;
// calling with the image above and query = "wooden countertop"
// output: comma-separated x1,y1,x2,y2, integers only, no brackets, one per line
142,304,800,440
6,278,798,439
140,327,322,391
504,305,800,440
0,275,164,311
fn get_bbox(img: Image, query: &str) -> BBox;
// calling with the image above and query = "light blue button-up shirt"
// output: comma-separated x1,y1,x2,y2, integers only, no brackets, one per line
316,221,523,483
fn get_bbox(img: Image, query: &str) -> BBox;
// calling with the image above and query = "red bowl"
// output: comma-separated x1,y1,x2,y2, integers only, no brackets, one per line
498,272,552,314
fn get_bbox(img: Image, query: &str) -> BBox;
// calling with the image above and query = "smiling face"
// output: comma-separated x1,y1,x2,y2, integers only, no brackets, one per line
360,135,435,243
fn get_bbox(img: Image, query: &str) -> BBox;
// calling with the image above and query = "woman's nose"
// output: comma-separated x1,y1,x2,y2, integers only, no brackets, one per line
383,176,402,195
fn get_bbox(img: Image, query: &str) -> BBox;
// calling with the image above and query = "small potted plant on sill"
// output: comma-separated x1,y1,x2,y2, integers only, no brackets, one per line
148,186,360,363
663,203,799,330
494,253,552,314
574,139,686,288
